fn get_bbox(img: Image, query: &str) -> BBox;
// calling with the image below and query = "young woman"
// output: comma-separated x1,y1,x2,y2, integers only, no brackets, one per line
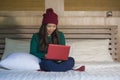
30,8,75,71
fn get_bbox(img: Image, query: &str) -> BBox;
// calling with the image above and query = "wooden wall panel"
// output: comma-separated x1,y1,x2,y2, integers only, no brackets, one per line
0,0,45,11
65,0,120,11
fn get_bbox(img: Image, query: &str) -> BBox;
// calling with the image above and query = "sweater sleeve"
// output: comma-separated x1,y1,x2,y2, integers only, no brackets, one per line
59,31,66,45
30,33,45,58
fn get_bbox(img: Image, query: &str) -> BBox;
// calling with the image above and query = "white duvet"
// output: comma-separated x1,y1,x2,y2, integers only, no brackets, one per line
75,62,120,80
0,62,120,80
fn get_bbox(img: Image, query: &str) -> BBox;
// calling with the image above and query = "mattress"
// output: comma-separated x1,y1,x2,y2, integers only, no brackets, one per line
0,62,120,80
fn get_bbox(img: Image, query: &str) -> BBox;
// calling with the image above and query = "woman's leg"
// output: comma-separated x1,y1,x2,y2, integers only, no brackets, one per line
40,57,75,71
60,57,75,71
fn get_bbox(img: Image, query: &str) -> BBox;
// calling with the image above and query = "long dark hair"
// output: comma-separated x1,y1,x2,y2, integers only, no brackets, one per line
38,24,60,52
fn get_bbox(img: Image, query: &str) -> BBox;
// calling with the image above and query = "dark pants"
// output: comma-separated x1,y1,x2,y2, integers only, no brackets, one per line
40,57,74,72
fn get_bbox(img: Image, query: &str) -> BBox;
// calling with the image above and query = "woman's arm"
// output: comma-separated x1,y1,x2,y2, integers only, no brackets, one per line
30,33,45,58
59,31,66,45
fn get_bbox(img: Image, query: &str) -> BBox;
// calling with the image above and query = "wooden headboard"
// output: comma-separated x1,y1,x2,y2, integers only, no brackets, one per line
0,25,118,61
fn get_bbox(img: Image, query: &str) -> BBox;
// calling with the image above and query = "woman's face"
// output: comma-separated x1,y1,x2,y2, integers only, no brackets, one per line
47,23,57,36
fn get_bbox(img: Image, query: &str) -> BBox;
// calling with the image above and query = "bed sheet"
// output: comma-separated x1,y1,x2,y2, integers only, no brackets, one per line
74,62,120,80
0,62,120,80
81,66,120,80
0,69,81,80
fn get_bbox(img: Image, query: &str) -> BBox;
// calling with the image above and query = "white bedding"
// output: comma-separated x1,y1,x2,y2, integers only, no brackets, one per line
81,67,120,80
0,62,120,80
76,62,120,80
0,69,81,80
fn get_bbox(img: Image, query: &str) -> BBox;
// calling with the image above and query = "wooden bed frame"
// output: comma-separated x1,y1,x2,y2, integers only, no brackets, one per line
0,25,118,61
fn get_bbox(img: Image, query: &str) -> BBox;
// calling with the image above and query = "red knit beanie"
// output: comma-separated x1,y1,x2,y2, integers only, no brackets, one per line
42,8,58,25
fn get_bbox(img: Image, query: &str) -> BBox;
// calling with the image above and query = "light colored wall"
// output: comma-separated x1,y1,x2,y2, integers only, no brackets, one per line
64,0,120,11
0,0,45,11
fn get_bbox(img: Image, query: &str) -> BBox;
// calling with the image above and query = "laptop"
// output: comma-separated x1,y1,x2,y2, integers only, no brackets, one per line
46,44,70,60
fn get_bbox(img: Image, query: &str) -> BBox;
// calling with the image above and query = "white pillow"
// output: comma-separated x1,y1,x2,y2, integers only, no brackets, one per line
66,39,113,62
2,38,30,60
0,52,40,70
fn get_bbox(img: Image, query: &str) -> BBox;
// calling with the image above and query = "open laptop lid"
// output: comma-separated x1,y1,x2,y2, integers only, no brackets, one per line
46,44,70,60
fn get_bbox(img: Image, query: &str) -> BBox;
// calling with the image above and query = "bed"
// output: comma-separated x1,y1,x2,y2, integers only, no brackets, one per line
0,25,120,80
